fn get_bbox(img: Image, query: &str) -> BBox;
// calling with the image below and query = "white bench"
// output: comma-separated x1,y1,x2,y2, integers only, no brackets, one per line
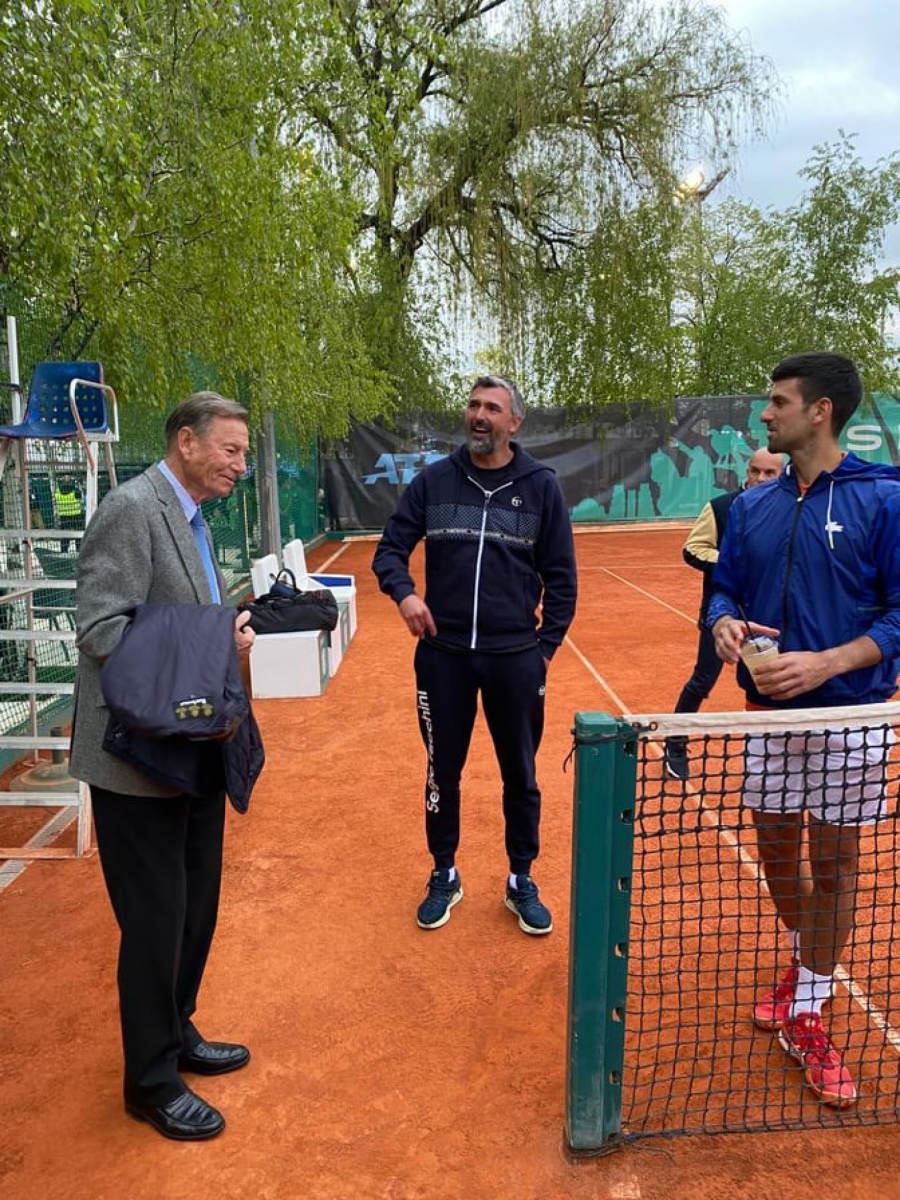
283,539,357,671
247,552,331,698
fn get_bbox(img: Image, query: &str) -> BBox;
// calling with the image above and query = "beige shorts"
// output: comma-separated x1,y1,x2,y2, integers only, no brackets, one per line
743,726,896,825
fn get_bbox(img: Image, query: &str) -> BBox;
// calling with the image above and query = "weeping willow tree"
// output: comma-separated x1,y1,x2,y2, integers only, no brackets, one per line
1,0,779,428
0,0,392,435
528,195,681,404
286,0,776,410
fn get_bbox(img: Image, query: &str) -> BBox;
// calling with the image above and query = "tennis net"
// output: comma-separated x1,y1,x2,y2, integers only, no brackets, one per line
565,702,900,1155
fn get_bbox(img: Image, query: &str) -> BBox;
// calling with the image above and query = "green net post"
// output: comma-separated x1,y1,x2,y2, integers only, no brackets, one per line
565,711,638,1155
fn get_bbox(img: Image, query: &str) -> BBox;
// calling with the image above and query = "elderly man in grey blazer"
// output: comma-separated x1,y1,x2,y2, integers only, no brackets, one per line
70,392,256,1141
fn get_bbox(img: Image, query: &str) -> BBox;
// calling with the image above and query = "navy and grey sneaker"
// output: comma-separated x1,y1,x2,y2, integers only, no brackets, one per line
416,868,463,929
505,874,552,935
664,739,689,781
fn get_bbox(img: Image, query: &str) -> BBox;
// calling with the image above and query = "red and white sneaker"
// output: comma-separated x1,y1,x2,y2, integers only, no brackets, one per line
753,962,834,1031
778,1012,858,1108
753,962,800,1030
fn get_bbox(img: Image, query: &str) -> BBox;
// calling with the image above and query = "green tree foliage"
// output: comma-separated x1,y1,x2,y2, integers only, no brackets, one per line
530,136,900,405
0,0,391,435
1,0,789,425
530,195,679,404
287,0,775,406
674,135,900,395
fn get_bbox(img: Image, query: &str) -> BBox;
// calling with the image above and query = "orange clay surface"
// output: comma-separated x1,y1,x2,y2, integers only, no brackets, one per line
2,528,900,1199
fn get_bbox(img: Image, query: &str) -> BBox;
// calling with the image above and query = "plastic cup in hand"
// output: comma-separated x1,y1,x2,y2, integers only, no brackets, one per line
740,635,779,682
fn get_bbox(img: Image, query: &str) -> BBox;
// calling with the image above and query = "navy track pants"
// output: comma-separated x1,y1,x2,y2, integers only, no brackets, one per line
413,640,547,875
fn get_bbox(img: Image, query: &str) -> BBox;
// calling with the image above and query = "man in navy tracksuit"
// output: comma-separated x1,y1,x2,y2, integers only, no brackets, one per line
709,352,900,1110
372,375,577,935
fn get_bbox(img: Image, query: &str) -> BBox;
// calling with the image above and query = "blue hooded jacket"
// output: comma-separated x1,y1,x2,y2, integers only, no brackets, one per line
372,443,577,658
708,452,900,707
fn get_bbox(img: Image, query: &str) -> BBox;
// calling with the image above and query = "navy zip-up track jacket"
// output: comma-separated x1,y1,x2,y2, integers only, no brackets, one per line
372,443,577,658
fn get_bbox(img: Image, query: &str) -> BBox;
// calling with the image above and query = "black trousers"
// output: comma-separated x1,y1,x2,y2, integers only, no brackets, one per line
58,513,82,553
414,641,546,876
91,785,226,1104
672,622,724,726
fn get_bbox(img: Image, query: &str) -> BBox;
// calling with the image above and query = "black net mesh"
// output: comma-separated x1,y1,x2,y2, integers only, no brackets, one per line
621,713,900,1140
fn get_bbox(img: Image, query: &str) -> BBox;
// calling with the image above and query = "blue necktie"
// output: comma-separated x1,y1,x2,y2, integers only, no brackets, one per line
190,509,221,604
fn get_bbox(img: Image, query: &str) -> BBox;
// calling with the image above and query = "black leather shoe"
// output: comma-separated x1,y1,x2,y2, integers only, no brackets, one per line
125,1087,225,1140
178,1039,251,1076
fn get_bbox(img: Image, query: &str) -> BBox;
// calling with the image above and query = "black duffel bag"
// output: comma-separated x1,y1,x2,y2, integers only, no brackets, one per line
241,568,339,636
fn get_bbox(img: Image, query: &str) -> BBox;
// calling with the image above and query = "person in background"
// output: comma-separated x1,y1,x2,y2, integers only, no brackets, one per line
372,375,577,936
28,479,45,529
664,447,784,780
54,473,84,552
69,392,256,1141
709,352,900,1110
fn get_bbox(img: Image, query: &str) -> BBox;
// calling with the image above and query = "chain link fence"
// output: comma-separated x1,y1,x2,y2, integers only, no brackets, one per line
0,306,323,765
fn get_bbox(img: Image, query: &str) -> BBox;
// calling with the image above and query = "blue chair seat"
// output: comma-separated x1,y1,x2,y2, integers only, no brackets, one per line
0,361,109,439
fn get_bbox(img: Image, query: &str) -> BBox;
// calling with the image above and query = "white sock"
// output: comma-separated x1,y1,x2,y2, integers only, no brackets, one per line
790,965,833,1019
446,866,456,882
790,928,802,963
509,873,519,890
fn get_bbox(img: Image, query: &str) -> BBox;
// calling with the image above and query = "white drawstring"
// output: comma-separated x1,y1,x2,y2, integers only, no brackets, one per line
825,479,835,550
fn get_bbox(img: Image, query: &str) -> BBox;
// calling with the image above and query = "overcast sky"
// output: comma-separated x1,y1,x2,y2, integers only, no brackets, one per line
712,0,899,253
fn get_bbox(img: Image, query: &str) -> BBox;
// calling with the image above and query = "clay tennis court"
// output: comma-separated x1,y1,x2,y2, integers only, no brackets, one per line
2,527,900,1199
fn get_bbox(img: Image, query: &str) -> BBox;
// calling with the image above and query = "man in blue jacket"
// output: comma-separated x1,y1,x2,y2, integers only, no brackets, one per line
372,375,577,935
709,352,900,1110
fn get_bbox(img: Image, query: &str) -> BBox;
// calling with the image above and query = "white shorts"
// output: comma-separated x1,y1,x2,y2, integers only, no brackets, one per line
743,726,896,825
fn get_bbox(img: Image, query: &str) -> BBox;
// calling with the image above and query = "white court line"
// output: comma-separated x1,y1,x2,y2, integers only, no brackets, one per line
0,807,77,891
599,567,697,625
565,635,633,718
315,541,352,572
564,585,900,1058
837,967,900,1054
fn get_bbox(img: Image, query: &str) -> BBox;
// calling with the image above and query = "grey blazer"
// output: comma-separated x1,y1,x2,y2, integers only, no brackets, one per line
69,465,228,795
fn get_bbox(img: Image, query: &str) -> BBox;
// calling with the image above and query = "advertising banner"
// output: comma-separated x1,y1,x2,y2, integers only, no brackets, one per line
322,394,900,530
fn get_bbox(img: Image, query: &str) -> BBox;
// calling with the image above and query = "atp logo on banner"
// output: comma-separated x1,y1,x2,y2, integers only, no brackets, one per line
363,451,447,486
